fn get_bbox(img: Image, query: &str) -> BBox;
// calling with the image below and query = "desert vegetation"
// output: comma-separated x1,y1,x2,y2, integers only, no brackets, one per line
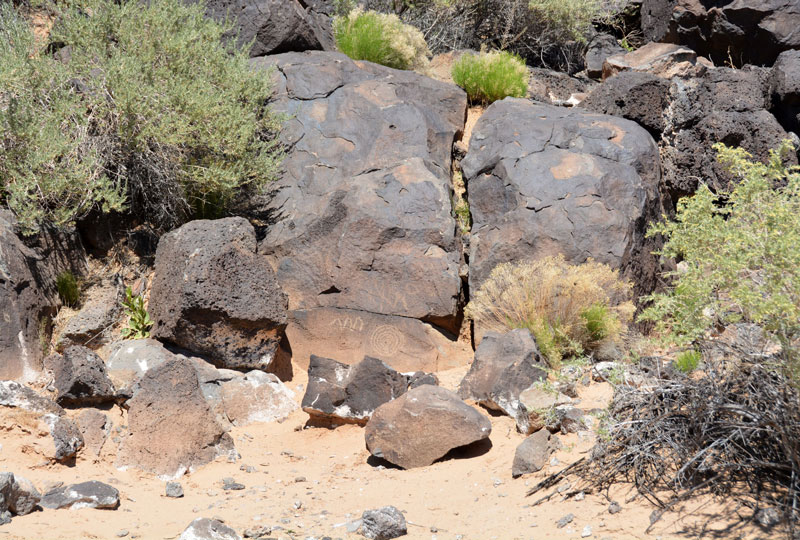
451,50,528,104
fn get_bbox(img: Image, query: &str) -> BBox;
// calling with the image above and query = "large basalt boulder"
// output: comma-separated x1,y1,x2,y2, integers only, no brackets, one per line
364,385,491,469
253,51,468,371
201,0,333,57
457,329,548,418
580,71,671,137
641,0,800,67
660,66,796,200
302,355,409,426
461,98,664,321
116,358,234,477
585,34,625,80
771,50,800,134
149,217,289,374
602,42,709,80
528,67,595,106
46,346,116,406
56,278,122,350
40,480,119,510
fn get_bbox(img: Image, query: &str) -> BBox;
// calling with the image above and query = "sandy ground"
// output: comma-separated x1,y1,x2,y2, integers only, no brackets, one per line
0,362,773,540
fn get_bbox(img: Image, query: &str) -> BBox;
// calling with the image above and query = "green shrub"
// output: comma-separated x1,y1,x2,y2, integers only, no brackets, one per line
56,271,80,307
334,9,430,70
466,255,634,367
120,286,153,339
673,350,701,373
451,51,528,105
640,142,800,380
0,0,282,234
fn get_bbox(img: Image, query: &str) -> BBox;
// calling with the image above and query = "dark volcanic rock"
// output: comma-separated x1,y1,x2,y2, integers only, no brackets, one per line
602,42,708,80
116,358,234,477
7,475,41,516
40,480,119,510
512,429,561,477
458,329,548,418
641,0,800,67
365,385,491,469
771,49,800,134
57,278,122,350
179,518,241,540
149,217,289,374
361,506,407,540
461,98,664,316
75,409,111,456
528,67,595,105
0,380,62,415
585,34,625,80
47,346,116,406
44,413,84,462
302,355,408,425
252,51,467,372
580,71,670,136
106,338,176,391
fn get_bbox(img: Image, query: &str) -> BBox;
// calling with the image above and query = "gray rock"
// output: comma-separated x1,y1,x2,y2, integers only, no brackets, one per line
580,71,670,136
365,385,491,469
106,338,176,390
512,430,562,477
179,518,242,540
582,525,592,537
771,49,800,134
458,330,547,419
528,67,595,106
0,510,10,525
149,218,289,375
40,480,119,509
406,371,439,389
361,506,407,540
602,42,708,80
43,413,84,462
755,507,781,529
218,370,298,427
0,472,13,513
608,501,621,514
222,478,245,491
166,481,184,498
556,406,586,434
585,34,624,80
46,346,116,406
0,381,62,415
57,278,122,350
556,513,574,528
75,409,111,456
8,475,41,515
302,355,408,426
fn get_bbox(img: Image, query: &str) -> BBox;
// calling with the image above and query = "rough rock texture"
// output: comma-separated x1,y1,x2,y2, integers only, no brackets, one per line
202,0,333,58
47,346,116,406
0,381,62,415
43,413,84,462
361,506,408,540
461,98,664,313
771,50,800,134
585,34,625,80
364,385,491,469
512,429,561,477
149,217,289,374
515,385,573,434
528,68,595,106
660,66,795,200
219,370,298,426
7,475,41,516
106,338,176,391
40,480,119,510
116,359,234,477
253,51,468,372
57,278,122,350
641,0,800,67
302,355,408,425
580,71,671,137
179,518,242,540
602,42,709,80
75,409,111,456
457,330,548,418
0,211,58,380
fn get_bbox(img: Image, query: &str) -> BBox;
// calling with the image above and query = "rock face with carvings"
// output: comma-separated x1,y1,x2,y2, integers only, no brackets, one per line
253,51,468,372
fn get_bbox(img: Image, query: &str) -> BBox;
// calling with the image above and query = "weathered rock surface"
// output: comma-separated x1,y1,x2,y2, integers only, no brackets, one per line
0,380,62,415
365,385,491,469
512,429,561,477
40,480,119,510
515,385,574,435
203,0,333,58
641,0,800,67
361,506,408,540
43,413,84,462
75,409,111,456
116,359,234,477
57,278,122,350
302,355,408,425
458,330,547,418
106,338,176,391
580,71,670,137
602,42,709,80
461,98,664,314
253,51,468,372
0,473,41,517
219,370,298,426
149,217,289,374
528,67,595,106
179,518,242,540
46,346,116,406
771,49,800,134
585,34,625,80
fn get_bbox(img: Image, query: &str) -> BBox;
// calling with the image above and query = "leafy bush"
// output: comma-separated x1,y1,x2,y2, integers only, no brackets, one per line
0,0,282,234
120,286,153,339
466,255,634,367
640,142,800,380
56,271,80,307
451,50,528,104
673,349,701,373
334,9,430,70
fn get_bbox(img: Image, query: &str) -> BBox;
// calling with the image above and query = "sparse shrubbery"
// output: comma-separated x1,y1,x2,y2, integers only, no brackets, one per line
451,50,528,104
334,9,430,70
120,286,152,339
673,349,701,373
56,271,80,307
0,0,282,234
466,255,634,367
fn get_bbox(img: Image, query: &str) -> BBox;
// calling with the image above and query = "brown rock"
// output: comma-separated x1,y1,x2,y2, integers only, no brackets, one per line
365,385,491,469
512,429,561,477
602,42,709,80
75,409,111,456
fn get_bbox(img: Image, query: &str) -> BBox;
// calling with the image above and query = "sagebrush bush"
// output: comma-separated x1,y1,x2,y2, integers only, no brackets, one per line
334,9,430,70
640,142,800,381
466,255,634,367
0,0,282,234
451,51,528,104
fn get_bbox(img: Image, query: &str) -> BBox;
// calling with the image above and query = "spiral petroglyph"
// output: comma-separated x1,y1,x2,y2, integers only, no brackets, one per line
370,325,403,357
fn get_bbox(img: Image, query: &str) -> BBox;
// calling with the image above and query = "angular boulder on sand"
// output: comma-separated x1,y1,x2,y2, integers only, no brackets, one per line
365,385,491,469
40,480,119,510
46,346,116,406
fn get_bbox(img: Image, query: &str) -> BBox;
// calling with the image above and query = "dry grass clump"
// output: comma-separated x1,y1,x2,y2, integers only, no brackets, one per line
451,50,528,105
466,255,634,366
